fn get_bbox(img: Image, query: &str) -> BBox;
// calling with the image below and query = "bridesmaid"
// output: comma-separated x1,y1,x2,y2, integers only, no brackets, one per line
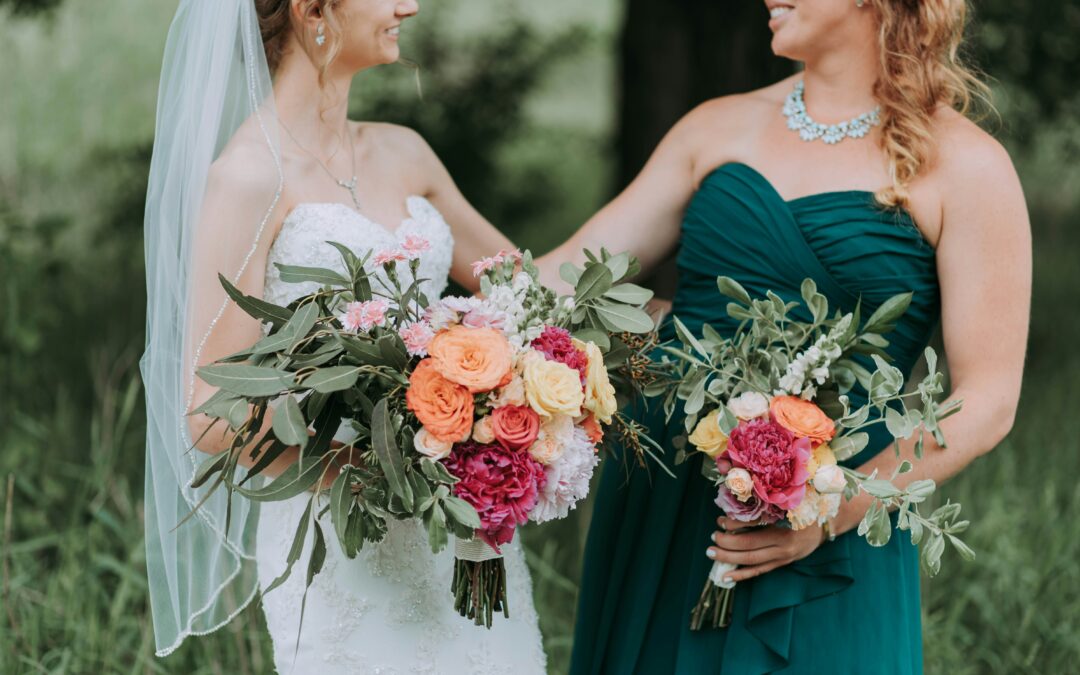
536,0,1030,673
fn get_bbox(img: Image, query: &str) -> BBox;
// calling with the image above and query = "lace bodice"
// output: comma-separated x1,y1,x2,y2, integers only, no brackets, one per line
263,196,454,309
255,197,546,675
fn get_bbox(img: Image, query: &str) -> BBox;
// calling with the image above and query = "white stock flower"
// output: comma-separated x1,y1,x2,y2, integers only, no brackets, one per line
812,464,847,494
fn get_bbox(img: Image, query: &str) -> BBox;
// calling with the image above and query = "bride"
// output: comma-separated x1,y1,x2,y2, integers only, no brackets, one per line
141,0,547,672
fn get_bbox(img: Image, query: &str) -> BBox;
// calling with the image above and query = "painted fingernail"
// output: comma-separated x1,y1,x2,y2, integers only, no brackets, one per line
706,548,717,559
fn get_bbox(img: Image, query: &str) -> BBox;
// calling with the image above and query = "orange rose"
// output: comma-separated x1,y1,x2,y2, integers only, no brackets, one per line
406,359,474,443
581,414,604,445
769,395,836,446
428,325,514,394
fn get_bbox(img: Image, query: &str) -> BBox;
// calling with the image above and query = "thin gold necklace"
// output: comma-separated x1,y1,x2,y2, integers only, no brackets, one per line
280,119,362,211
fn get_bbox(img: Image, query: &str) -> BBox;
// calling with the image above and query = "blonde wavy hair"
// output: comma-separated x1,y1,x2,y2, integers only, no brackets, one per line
256,0,344,89
869,0,992,208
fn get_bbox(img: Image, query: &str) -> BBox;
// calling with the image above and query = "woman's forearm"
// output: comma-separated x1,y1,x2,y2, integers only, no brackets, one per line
832,385,1016,537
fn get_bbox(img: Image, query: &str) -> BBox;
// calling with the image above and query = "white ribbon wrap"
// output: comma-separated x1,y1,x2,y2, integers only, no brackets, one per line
707,559,738,590
454,536,503,563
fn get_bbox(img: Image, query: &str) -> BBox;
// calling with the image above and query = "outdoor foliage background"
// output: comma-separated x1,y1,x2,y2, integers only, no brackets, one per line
1,1,1078,673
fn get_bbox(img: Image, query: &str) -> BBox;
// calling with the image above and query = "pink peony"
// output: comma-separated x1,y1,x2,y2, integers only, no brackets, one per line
531,326,588,385
401,234,431,260
398,320,435,357
714,484,784,524
444,440,547,551
373,249,408,266
726,418,813,511
339,299,389,332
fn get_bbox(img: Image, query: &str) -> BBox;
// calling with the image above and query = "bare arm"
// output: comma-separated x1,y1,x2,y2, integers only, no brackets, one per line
534,104,709,291
830,133,1032,537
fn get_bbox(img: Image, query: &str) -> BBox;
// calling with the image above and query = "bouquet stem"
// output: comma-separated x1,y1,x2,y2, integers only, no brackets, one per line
452,536,509,628
690,560,737,631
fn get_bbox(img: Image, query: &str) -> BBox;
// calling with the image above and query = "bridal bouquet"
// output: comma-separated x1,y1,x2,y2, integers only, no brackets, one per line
189,240,661,629
661,277,971,630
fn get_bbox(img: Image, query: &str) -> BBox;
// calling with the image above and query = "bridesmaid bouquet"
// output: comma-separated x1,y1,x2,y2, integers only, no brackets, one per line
188,241,661,629
661,277,971,630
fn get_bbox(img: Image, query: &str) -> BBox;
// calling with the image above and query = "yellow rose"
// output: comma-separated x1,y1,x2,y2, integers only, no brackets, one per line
521,352,584,419
575,339,617,424
805,442,837,478
688,409,729,458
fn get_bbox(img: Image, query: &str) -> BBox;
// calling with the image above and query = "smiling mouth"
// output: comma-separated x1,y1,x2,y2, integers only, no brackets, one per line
769,5,794,19
386,26,400,37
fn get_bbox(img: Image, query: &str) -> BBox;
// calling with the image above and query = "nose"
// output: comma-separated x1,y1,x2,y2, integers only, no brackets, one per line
397,0,419,18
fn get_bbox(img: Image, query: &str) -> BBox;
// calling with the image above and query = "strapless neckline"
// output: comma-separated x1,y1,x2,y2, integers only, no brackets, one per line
283,195,427,238
705,162,931,249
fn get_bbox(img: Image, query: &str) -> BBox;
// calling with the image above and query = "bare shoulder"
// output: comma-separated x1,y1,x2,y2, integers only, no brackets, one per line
929,108,1028,236
933,109,1018,189
206,127,283,200
354,121,442,191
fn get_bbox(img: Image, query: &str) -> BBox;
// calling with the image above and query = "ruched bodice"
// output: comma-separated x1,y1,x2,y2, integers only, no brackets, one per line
572,162,938,675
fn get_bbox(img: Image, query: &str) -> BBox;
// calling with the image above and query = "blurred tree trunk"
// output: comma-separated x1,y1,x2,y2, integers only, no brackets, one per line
616,0,792,295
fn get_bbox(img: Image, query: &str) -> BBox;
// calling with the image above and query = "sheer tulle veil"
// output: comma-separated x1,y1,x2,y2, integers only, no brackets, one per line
140,0,282,656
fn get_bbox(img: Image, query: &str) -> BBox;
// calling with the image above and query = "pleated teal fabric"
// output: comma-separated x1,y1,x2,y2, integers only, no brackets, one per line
570,162,939,675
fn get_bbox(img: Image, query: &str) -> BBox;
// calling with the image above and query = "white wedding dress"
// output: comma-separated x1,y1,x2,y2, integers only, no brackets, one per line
254,197,548,674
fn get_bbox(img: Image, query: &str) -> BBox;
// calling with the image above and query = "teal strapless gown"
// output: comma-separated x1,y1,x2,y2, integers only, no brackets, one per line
570,162,939,675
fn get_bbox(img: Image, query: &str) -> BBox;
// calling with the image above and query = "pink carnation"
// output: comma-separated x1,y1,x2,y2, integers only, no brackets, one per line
497,248,523,263
373,249,408,266
726,419,813,511
714,484,784,524
531,326,588,385
444,440,547,551
399,320,435,357
471,256,502,277
339,299,390,332
401,234,431,260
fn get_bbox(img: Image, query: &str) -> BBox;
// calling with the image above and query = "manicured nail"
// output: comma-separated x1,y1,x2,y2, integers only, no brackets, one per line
706,548,717,559
722,576,733,584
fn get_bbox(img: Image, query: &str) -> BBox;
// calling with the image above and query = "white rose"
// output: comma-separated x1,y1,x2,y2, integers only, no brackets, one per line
414,427,453,460
812,464,847,495
490,375,527,408
724,468,754,502
528,415,573,465
727,391,770,420
787,491,822,531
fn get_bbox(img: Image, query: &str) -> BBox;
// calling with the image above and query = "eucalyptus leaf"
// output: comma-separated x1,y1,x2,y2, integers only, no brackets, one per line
330,469,354,554
302,366,361,393
575,263,614,303
218,274,293,328
442,495,482,530
572,328,611,351
603,252,631,281
559,262,582,287
830,432,869,461
371,398,413,509
594,303,654,334
272,395,309,448
262,498,312,594
197,364,294,397
189,451,229,490
252,302,320,355
603,283,653,305
863,292,913,334
716,276,752,306
274,263,350,288
236,457,324,502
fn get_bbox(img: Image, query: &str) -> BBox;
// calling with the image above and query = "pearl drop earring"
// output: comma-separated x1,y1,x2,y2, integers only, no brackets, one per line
315,23,326,46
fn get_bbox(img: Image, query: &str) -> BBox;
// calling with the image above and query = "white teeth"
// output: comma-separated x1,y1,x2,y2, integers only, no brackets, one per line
770,7,792,18
387,27,400,35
